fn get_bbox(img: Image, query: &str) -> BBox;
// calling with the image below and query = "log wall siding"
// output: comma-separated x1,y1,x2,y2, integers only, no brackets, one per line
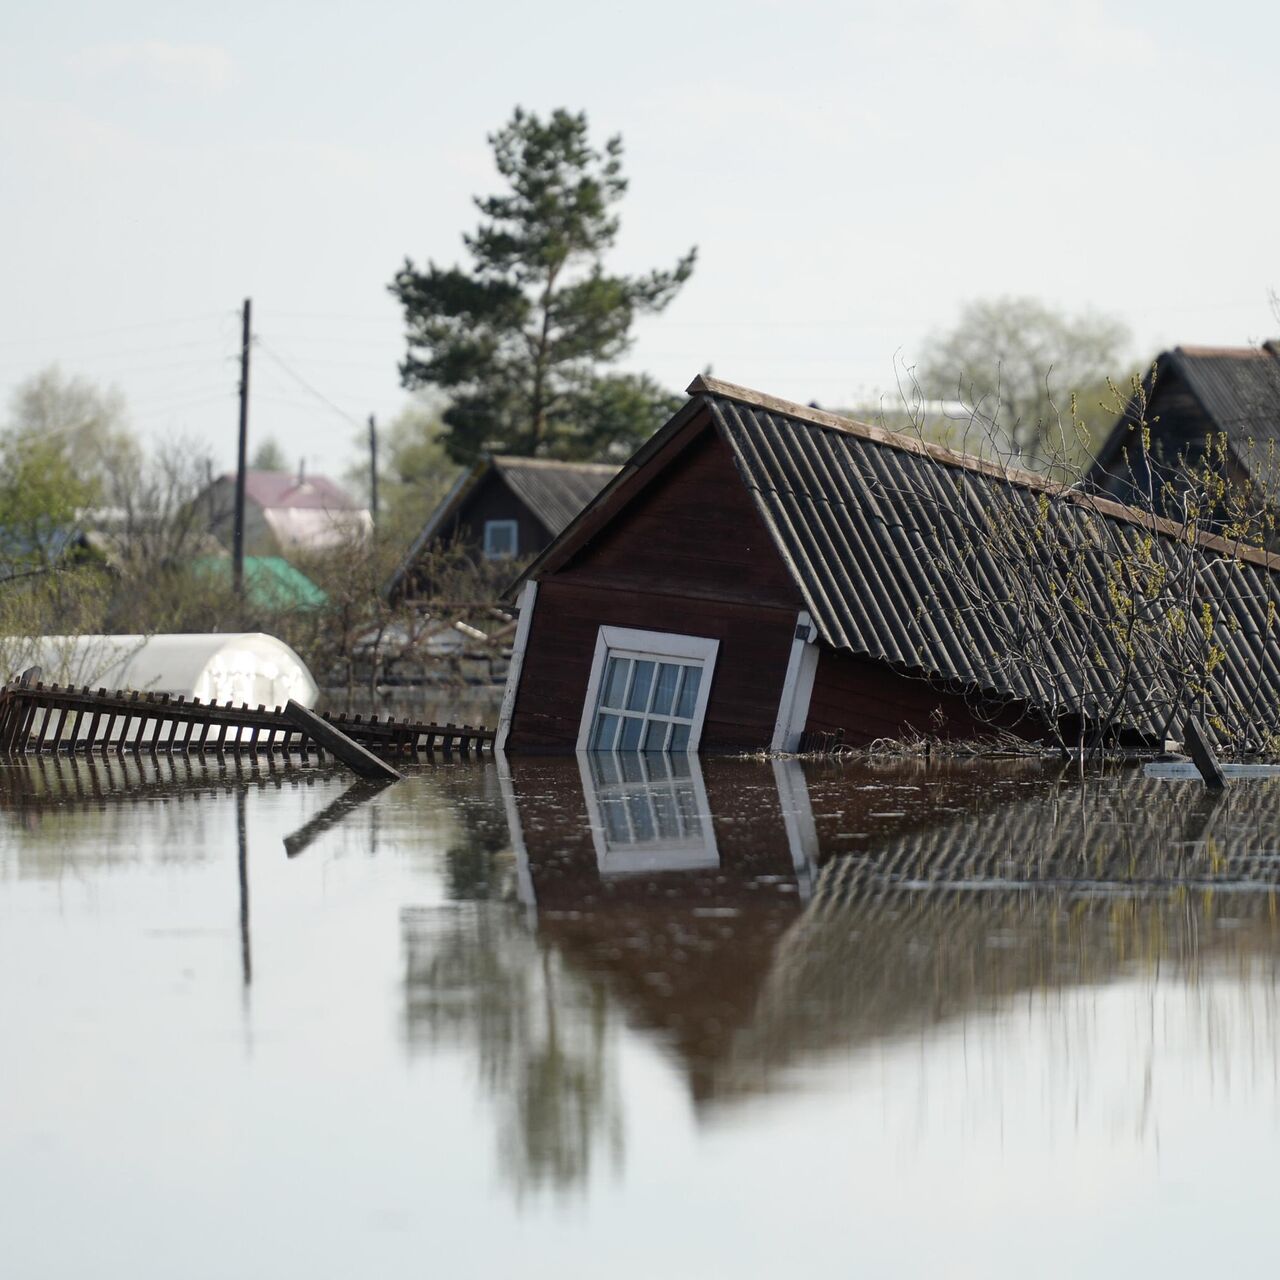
555,428,802,606
507,429,803,752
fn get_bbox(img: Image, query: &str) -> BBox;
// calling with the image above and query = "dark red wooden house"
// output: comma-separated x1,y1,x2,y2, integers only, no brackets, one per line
496,376,1280,755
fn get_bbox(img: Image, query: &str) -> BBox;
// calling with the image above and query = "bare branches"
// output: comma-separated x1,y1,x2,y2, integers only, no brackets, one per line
872,363,1280,758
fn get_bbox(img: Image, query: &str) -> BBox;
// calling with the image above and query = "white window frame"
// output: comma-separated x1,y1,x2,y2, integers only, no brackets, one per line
483,519,518,560
495,579,538,754
576,626,719,753
771,610,819,752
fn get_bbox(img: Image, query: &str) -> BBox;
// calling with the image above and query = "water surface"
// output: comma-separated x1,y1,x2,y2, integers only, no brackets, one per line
3,753,1279,1277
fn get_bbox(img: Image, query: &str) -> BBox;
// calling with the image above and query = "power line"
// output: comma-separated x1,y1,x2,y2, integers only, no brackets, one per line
253,338,366,430
0,312,228,348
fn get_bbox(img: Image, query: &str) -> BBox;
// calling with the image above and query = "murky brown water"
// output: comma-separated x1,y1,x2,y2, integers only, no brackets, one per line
3,752,1279,1277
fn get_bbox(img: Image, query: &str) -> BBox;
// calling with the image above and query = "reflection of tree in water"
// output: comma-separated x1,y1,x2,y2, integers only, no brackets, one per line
431,765,516,901
402,900,622,1198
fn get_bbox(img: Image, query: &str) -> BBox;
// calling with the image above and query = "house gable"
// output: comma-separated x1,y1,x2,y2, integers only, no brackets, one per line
446,468,553,558
506,421,805,753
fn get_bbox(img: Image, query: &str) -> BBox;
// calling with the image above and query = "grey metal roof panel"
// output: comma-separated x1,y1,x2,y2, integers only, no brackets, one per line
703,386,1280,744
491,457,620,538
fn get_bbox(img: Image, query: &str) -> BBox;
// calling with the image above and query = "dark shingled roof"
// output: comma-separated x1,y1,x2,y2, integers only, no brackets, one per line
386,454,618,599
490,456,619,537
519,376,1280,745
1088,343,1280,484
1172,342,1280,447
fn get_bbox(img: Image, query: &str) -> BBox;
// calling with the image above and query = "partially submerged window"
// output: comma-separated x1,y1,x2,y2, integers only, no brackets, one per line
483,519,518,559
577,626,718,753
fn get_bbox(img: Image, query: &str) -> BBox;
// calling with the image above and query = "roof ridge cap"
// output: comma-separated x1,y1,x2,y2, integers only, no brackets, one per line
688,373,1052,492
1176,343,1268,359
688,374,1280,573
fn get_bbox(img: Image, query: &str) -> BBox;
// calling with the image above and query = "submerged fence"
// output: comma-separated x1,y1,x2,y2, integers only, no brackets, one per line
0,675,494,761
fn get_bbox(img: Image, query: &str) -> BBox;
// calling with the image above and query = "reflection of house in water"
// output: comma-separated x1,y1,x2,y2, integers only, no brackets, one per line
405,756,1280,1173
718,769,1280,1098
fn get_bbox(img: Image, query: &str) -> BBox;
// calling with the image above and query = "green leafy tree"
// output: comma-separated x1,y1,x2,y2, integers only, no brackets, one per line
390,107,695,463
0,433,95,571
8,366,139,489
915,297,1131,470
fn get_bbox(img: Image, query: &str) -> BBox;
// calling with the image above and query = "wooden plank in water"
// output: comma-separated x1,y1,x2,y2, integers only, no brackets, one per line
1184,717,1227,790
283,700,402,782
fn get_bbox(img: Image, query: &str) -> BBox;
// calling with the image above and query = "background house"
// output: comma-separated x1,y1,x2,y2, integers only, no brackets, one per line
1086,342,1280,509
201,470,372,558
386,455,619,601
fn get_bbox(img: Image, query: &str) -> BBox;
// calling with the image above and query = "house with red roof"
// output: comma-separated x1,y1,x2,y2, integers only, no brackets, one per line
202,469,372,558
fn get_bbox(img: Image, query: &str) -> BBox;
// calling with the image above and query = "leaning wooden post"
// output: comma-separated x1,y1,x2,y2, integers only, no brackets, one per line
1183,716,1227,791
283,700,402,782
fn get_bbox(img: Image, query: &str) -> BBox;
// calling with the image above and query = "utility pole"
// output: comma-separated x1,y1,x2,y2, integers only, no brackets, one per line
233,297,252,596
368,413,379,525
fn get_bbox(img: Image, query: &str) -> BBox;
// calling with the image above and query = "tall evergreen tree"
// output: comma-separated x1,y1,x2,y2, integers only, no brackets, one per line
390,108,695,463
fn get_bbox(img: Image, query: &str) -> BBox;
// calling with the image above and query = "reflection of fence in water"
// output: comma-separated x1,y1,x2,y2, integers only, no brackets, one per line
0,753,333,875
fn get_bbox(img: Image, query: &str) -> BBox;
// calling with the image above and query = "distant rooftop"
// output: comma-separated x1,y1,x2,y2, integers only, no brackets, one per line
222,470,364,512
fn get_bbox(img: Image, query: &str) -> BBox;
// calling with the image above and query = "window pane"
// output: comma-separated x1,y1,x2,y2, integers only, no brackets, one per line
591,752,620,786
591,713,619,751
652,789,680,838
618,716,643,750
675,785,702,836
675,666,702,720
601,797,630,842
601,657,630,709
619,753,646,784
627,793,655,842
483,521,517,559
626,660,655,712
641,719,669,752
652,663,681,715
669,722,690,751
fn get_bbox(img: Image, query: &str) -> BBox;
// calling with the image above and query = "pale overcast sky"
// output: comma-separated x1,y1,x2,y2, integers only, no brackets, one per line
2,0,1277,483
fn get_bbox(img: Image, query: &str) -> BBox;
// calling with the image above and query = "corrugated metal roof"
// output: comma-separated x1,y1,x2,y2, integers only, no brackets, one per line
491,456,619,537
703,383,1280,742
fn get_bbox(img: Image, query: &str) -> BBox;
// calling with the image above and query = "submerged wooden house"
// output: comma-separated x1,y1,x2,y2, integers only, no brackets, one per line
496,376,1280,755
386,455,619,601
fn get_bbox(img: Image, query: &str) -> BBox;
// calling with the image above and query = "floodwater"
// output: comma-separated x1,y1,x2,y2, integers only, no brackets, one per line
3,753,1280,1278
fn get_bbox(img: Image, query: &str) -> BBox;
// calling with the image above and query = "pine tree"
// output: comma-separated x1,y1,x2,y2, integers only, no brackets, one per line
390,108,695,463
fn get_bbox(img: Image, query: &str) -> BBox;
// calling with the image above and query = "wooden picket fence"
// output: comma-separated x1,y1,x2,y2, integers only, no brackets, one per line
0,674,494,761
